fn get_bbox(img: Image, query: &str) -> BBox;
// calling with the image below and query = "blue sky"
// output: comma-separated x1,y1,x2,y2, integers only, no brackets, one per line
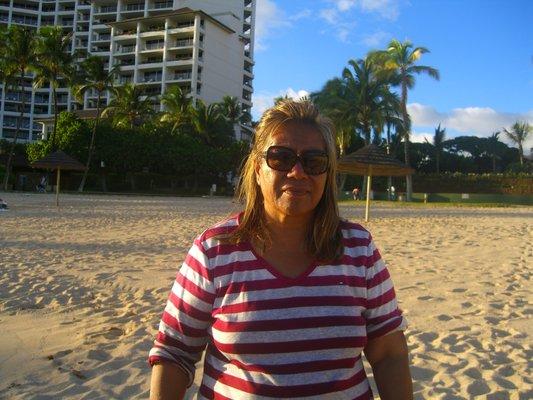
251,0,533,151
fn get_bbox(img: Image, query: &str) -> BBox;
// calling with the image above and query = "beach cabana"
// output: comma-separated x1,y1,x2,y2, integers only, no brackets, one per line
31,151,86,207
338,144,414,222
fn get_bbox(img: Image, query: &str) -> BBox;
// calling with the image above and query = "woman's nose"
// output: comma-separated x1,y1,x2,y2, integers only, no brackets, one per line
287,160,307,178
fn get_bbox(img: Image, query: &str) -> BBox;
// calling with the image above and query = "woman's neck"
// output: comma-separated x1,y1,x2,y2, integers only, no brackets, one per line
263,213,311,249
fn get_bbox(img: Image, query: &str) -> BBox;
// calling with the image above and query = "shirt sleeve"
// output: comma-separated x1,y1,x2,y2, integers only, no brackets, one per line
148,237,215,387
362,236,407,340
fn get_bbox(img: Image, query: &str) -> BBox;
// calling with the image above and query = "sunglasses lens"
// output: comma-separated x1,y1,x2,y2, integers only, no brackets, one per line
302,153,328,175
266,146,328,175
267,147,296,171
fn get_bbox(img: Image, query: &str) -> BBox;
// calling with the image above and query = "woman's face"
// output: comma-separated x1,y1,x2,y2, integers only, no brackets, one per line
255,121,328,223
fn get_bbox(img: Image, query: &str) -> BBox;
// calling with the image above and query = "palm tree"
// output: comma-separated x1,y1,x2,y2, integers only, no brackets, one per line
432,123,446,173
160,85,193,133
220,95,242,139
373,39,440,200
191,100,223,146
503,122,531,165
33,26,75,151
102,83,155,128
314,58,401,146
72,55,119,192
485,131,502,172
1,26,37,191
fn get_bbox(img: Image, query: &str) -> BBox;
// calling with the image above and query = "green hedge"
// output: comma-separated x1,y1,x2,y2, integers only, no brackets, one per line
413,173,532,195
342,173,532,195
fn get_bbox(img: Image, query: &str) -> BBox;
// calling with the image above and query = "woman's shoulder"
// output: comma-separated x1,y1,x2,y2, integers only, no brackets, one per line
196,212,242,244
339,219,373,244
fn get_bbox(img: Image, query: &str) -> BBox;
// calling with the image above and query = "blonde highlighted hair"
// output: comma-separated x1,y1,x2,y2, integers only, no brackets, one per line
230,99,342,262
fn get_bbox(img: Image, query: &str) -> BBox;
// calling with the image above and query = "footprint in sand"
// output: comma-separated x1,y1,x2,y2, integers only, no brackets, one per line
437,314,453,321
467,380,490,396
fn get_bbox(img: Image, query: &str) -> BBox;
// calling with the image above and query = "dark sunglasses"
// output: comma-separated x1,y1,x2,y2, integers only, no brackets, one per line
263,146,329,175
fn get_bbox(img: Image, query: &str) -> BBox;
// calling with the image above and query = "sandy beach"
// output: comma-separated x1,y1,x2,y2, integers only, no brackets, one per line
0,193,531,399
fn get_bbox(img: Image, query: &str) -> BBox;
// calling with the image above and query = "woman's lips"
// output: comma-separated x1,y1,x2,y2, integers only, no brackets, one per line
283,187,308,196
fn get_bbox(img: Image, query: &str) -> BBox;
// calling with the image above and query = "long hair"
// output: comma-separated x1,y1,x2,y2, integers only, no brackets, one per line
230,99,342,262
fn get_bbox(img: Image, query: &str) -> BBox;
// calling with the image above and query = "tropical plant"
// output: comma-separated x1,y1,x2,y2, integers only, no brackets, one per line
160,85,193,133
312,57,401,146
273,94,290,105
371,39,440,200
33,26,75,151
485,131,502,172
430,123,446,173
102,83,155,128
1,25,38,191
191,100,224,146
73,55,119,192
503,121,531,165
220,95,242,138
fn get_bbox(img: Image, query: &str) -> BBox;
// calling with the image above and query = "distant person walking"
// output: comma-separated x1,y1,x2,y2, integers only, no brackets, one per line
37,175,47,193
352,186,360,200
390,185,396,201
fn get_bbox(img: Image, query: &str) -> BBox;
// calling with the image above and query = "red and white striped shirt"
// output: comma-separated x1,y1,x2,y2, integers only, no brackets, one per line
149,214,406,399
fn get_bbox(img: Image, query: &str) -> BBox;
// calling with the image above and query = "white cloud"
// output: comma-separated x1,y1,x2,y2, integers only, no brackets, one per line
408,103,533,149
319,8,356,42
254,0,290,51
359,0,400,20
252,87,310,120
335,0,357,12
290,9,312,21
319,0,400,43
319,8,338,24
360,31,390,47
410,131,433,144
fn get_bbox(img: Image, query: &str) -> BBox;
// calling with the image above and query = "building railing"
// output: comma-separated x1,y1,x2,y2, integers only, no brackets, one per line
98,5,117,13
120,45,136,53
153,1,173,9
94,34,110,41
11,15,38,25
12,2,39,11
142,57,163,64
144,43,164,50
169,21,194,29
122,4,144,11
173,72,191,80
117,29,137,35
142,76,162,83
175,38,193,47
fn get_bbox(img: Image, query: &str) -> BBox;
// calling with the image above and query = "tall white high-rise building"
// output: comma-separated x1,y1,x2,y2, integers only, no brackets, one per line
0,0,255,142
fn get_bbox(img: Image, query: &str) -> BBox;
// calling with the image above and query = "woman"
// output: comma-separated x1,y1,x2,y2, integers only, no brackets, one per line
149,100,412,399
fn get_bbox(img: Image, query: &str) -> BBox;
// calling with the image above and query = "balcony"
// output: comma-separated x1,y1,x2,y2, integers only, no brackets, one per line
141,57,163,65
173,72,191,80
140,76,162,84
97,5,117,13
168,21,194,32
174,38,193,47
143,42,164,51
118,59,135,67
93,34,111,42
118,76,133,84
116,28,137,36
119,45,136,53
153,1,172,9
12,2,39,11
11,14,38,26
122,3,144,12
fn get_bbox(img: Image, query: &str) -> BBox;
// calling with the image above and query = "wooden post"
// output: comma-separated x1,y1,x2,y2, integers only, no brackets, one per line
56,168,61,208
365,166,372,222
